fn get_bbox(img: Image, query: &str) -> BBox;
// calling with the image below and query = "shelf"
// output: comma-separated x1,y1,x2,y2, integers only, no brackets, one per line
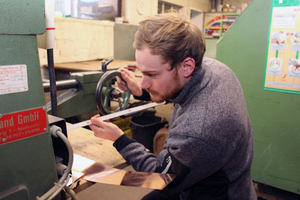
223,20,236,23
209,26,220,30
205,12,240,15
204,13,239,38
209,26,230,30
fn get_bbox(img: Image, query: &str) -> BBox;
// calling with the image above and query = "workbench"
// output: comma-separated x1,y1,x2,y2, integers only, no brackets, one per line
67,124,125,168
44,60,138,80
52,60,136,72
67,125,154,199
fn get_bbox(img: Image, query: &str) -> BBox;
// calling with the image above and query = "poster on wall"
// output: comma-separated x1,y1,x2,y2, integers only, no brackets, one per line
204,13,222,38
263,0,300,95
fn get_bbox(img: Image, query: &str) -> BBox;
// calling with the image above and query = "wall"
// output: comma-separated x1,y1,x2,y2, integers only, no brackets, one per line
39,0,212,66
188,0,211,12
122,0,158,25
122,0,211,25
114,23,138,61
218,0,252,11
39,17,114,66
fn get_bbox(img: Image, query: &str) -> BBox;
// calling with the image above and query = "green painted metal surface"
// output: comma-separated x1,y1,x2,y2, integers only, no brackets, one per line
47,72,104,119
0,36,46,113
0,1,60,199
71,71,104,95
0,0,45,35
52,90,99,119
216,0,300,194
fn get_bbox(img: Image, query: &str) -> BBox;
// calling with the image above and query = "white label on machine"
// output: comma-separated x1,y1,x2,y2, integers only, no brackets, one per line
0,64,28,95
67,102,166,131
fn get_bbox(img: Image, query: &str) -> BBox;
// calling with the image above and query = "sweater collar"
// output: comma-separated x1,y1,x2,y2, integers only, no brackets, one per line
170,58,212,104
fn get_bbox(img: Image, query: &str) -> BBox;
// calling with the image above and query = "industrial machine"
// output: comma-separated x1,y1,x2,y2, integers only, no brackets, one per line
44,69,131,119
0,0,129,199
0,1,159,199
0,0,65,199
217,0,300,195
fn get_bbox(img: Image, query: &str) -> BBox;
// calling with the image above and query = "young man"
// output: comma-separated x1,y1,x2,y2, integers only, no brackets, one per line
90,12,257,200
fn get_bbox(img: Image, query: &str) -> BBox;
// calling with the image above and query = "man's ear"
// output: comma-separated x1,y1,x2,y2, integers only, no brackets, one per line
181,57,195,78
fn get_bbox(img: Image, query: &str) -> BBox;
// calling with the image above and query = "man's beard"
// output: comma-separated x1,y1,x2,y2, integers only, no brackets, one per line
147,70,181,102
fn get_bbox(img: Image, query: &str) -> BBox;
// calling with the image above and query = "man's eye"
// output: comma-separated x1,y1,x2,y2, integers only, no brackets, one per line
144,73,156,77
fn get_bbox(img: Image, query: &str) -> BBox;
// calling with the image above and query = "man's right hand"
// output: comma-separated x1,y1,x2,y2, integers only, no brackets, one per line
89,115,124,142
117,68,143,97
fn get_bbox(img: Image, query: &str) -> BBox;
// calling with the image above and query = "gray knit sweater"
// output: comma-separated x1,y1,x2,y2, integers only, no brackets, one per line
114,58,257,200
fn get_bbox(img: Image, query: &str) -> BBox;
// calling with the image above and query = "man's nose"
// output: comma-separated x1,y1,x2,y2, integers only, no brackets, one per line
140,76,151,89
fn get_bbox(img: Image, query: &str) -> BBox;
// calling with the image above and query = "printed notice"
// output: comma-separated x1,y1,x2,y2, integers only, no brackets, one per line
264,1,300,94
273,14,296,29
0,64,28,95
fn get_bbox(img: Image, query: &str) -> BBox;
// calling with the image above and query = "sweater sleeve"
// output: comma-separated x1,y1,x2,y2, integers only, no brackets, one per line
113,134,161,172
133,89,151,101
112,131,221,197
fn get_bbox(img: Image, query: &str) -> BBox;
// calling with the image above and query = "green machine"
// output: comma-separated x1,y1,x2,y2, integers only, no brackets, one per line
44,70,131,119
216,0,300,195
0,0,62,200
0,1,131,199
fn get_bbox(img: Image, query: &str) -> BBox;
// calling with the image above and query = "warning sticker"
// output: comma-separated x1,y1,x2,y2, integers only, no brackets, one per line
0,107,48,145
0,64,28,95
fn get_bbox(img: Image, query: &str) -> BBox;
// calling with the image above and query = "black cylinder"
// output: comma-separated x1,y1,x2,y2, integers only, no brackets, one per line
130,116,166,153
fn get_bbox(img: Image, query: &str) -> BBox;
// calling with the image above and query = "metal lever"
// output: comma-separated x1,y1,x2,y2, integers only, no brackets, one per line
101,58,113,72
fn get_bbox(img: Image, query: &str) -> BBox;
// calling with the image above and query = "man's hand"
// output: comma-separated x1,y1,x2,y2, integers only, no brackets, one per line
89,115,124,142
117,68,143,97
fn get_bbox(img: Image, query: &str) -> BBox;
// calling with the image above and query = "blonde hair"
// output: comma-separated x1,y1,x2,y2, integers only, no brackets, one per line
133,12,206,71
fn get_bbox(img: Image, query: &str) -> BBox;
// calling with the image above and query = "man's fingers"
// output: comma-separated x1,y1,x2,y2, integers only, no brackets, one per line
116,75,124,83
90,116,105,127
121,71,129,81
91,114,100,119
89,124,99,133
116,78,128,91
121,71,136,86
120,68,135,78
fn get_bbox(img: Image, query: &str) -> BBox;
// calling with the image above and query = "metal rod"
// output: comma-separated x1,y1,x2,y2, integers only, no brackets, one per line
47,49,58,116
211,0,217,9
43,80,79,92
117,0,122,17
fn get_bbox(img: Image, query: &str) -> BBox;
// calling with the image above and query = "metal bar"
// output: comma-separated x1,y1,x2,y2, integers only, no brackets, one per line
47,49,58,116
67,102,166,131
43,79,79,92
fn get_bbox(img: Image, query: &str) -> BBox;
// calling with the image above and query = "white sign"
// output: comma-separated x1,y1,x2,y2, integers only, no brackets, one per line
0,65,28,95
273,14,296,28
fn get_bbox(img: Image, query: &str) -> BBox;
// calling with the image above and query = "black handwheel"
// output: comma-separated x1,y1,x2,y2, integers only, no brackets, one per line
95,71,131,115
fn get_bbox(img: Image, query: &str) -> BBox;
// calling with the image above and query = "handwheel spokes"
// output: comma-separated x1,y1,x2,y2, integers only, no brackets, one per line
102,95,110,109
105,78,113,89
95,71,131,115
